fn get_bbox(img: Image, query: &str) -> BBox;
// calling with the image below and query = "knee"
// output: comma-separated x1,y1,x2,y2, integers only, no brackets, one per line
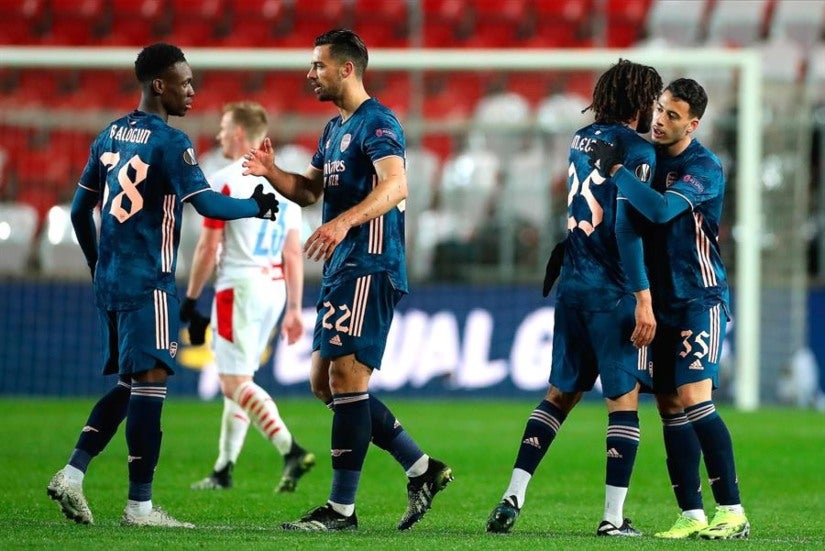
655,392,683,416
546,386,582,413
310,381,332,403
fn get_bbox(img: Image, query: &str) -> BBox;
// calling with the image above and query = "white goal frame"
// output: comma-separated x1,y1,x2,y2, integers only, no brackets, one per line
0,46,762,410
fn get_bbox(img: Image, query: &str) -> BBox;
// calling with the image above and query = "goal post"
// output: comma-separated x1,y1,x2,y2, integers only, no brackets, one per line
0,46,762,410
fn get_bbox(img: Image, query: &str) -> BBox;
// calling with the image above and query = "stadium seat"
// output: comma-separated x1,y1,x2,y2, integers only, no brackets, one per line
605,0,651,47
100,0,171,45
352,0,409,47
169,0,230,46
806,44,825,101
38,203,98,279
0,202,39,275
404,146,440,279
500,145,552,231
422,0,475,46
437,148,501,238
39,0,107,45
467,90,532,159
705,0,770,47
759,39,805,84
769,0,825,48
530,0,595,47
645,0,709,46
0,0,48,44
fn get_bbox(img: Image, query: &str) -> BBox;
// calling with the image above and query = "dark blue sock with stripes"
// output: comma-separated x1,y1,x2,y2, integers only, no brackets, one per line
605,410,640,487
685,400,741,506
368,395,423,470
69,377,131,473
661,412,703,511
126,382,166,502
329,392,371,506
514,400,567,475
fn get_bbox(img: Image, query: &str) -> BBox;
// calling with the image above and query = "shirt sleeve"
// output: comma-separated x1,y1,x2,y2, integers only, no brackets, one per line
165,130,212,201
665,156,724,210
362,112,405,163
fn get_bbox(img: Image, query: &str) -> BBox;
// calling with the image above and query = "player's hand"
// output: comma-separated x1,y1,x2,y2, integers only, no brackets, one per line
542,240,566,297
587,139,623,177
180,297,210,345
304,218,349,262
631,291,656,348
242,137,275,177
180,297,198,323
251,184,279,220
280,308,304,345
89,262,96,281
187,311,210,345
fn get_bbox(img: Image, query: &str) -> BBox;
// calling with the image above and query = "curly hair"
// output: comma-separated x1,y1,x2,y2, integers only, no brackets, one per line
134,43,186,83
585,59,663,125
665,78,708,119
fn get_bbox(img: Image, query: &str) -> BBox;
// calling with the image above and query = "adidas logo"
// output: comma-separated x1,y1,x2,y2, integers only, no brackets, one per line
329,334,342,346
522,436,541,450
688,359,704,370
127,455,142,463
81,425,99,433
606,447,623,459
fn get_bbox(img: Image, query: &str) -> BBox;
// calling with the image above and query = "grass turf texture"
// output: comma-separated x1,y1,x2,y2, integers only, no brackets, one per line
1,398,823,549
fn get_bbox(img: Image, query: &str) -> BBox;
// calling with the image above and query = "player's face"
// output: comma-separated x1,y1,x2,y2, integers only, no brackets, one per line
216,111,237,160
651,90,698,147
161,61,195,117
307,45,344,102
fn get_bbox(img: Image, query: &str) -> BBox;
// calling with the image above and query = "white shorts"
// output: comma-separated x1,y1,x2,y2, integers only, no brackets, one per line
210,274,286,376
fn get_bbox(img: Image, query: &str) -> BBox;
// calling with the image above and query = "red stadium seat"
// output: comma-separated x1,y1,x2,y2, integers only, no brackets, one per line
605,0,652,47
353,0,409,47
169,0,231,46
218,0,291,47
100,0,171,46
0,0,48,44
39,0,108,45
529,0,596,47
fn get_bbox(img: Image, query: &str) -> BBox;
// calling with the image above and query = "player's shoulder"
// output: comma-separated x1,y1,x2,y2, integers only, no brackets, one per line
686,139,723,171
361,98,402,127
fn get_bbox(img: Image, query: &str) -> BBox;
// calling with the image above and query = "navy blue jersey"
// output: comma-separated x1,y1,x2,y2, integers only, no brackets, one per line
310,98,408,292
646,139,729,322
78,110,211,310
557,123,655,310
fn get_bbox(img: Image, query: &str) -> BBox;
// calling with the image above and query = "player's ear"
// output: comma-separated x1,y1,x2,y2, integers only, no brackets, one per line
686,118,700,135
341,61,354,79
151,77,164,96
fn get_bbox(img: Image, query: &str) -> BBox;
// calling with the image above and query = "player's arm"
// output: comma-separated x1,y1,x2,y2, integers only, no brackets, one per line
615,199,656,347
281,227,304,345
185,225,221,301
612,166,691,223
70,186,99,277
304,155,407,261
188,185,279,221
242,137,325,206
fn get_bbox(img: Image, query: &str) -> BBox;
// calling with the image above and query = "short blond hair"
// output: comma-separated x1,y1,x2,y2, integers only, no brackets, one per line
223,101,268,144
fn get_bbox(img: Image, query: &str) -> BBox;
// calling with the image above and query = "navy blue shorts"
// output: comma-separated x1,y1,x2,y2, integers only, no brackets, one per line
651,303,726,393
549,294,652,399
99,289,180,376
312,272,403,370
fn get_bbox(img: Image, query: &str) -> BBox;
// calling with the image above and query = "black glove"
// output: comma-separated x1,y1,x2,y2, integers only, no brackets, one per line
542,240,566,298
251,184,279,220
586,139,623,177
89,262,96,281
180,297,209,345
187,311,210,345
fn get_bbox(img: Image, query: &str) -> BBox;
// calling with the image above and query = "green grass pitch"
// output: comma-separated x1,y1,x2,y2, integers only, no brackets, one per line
1,397,823,549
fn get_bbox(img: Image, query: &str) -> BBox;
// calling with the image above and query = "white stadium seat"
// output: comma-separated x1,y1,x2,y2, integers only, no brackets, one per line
38,203,99,279
0,202,39,276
